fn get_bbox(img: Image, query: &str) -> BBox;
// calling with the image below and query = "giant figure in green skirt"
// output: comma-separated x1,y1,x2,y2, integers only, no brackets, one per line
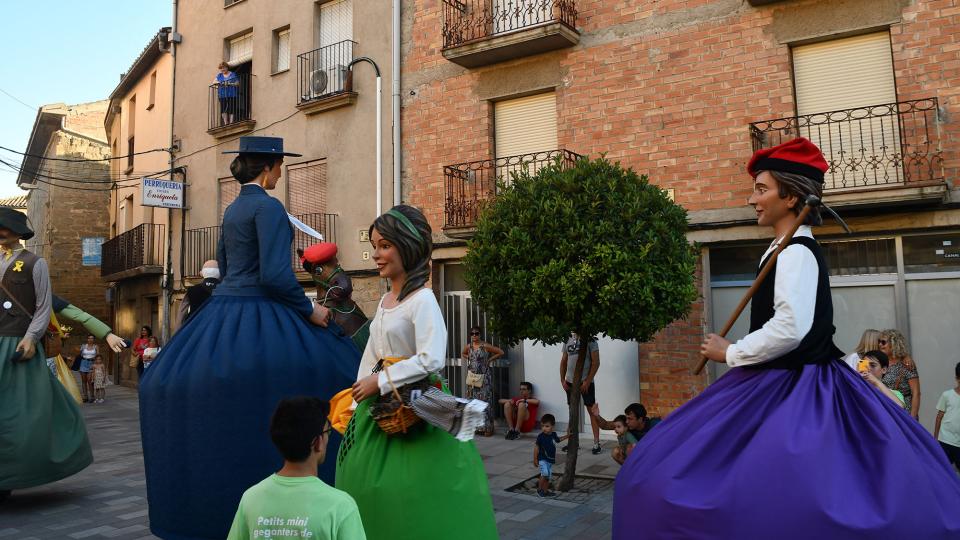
335,206,497,540
0,208,92,499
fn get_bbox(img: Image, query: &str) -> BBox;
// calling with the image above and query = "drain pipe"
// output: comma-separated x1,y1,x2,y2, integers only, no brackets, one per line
347,57,383,216
392,0,401,205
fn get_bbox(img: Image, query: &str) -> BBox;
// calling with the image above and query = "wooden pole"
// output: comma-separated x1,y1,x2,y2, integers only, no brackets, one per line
693,196,819,375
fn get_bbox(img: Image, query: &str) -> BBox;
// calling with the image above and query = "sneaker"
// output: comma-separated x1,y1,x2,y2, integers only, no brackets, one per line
536,489,547,498
544,491,557,497
504,430,514,440
592,443,602,455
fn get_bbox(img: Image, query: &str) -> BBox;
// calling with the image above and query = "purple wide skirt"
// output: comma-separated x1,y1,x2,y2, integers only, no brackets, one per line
613,361,960,539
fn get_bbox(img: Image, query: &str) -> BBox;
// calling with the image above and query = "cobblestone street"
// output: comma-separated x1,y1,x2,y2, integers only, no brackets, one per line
0,386,615,539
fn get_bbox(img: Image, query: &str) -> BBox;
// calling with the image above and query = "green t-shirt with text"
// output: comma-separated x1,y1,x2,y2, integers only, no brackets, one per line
227,474,366,540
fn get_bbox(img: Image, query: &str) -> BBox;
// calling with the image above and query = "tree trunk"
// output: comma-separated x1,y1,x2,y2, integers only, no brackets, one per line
558,333,589,492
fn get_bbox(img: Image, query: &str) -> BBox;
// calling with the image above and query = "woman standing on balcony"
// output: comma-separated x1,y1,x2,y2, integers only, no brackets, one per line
138,136,360,540
215,61,239,126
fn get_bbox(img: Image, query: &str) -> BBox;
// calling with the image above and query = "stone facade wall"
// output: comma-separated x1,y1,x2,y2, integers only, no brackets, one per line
400,0,960,415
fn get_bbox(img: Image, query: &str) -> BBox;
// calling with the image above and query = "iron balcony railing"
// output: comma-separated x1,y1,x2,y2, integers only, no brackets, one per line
749,98,943,191
298,40,356,105
101,223,165,278
184,214,337,278
208,72,252,131
442,0,577,49
183,225,221,279
290,213,337,271
444,149,581,229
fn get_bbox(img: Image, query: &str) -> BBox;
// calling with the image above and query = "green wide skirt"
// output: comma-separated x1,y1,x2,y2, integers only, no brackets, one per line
0,337,92,490
336,395,498,540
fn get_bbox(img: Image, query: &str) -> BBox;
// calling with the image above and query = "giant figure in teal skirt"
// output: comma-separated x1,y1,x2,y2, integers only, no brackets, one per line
0,207,92,501
334,205,498,540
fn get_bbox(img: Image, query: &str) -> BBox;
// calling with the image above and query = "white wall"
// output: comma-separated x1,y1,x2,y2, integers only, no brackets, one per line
521,336,639,439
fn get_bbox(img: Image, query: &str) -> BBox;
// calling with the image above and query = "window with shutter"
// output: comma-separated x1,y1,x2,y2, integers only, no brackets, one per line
219,177,241,224
792,32,900,188
494,92,558,183
229,32,254,66
286,160,328,216
319,0,353,47
276,29,290,72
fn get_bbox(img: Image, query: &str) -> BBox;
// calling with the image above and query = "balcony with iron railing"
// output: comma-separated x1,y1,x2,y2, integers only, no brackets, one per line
444,149,581,233
183,214,337,279
297,40,357,115
749,98,946,207
208,72,254,138
101,223,165,281
441,0,579,68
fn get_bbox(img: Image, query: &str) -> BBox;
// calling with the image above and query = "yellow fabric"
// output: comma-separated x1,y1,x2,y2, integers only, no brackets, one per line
328,389,354,435
55,354,82,404
329,357,406,434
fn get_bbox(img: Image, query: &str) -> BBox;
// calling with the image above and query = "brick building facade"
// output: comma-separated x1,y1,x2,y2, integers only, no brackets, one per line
400,0,960,430
16,102,112,356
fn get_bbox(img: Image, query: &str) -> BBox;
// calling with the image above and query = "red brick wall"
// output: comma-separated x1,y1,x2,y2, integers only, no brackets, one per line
402,0,960,414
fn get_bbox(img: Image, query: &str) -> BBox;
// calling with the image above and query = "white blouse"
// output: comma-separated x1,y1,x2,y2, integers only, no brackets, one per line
725,225,819,367
357,287,447,398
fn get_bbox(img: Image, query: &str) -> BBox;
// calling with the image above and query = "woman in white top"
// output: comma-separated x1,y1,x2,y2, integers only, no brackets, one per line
142,336,160,369
334,206,497,540
79,335,99,403
842,328,881,369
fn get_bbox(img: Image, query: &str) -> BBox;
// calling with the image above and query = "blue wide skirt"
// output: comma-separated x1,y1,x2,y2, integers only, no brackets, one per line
614,361,960,539
139,295,360,540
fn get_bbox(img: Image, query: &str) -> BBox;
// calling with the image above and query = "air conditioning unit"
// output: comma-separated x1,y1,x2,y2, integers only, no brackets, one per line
302,65,349,101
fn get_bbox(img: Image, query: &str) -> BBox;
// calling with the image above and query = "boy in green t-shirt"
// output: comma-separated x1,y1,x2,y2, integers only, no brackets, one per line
227,397,366,540
858,350,907,409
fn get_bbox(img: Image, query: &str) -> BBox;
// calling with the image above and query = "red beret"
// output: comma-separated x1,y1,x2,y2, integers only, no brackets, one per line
747,137,828,183
300,242,338,265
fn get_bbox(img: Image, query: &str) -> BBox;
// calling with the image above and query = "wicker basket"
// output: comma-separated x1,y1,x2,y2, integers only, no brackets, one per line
370,366,422,436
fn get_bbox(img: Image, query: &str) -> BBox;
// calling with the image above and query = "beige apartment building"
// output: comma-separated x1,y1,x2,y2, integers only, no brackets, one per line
15,101,111,358
103,28,175,385
171,0,393,318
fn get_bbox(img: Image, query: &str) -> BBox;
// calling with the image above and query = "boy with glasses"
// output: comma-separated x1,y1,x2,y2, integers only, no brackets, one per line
228,397,365,539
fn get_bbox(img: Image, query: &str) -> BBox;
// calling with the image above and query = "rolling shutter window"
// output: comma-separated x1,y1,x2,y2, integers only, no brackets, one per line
219,177,241,224
287,160,328,216
320,0,353,47
793,32,896,115
228,32,254,65
792,32,900,189
494,92,558,159
277,29,291,72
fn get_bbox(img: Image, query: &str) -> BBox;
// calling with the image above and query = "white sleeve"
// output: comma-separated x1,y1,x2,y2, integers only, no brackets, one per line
725,244,819,367
377,293,447,395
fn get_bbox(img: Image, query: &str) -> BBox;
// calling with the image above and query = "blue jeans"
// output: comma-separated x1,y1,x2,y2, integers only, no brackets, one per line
539,461,553,479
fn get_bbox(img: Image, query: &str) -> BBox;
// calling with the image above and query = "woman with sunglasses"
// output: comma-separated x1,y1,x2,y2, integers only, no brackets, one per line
842,328,882,369
880,329,921,420
461,326,504,437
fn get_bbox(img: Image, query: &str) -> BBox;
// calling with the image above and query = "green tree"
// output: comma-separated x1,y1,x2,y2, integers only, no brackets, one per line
464,156,697,491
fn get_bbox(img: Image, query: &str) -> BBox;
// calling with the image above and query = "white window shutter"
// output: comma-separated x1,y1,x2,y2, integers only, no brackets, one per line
320,0,353,47
229,32,254,65
277,30,290,71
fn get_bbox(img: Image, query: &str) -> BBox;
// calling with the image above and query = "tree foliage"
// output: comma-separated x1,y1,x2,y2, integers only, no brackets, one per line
464,156,698,348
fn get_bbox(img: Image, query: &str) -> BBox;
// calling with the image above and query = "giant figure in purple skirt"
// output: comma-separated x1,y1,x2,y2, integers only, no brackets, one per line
613,138,960,539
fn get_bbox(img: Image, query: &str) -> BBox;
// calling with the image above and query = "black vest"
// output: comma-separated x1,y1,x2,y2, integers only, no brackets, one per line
0,250,39,337
183,278,219,323
748,236,844,370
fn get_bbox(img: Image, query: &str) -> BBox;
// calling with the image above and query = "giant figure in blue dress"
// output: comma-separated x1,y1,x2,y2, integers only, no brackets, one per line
139,137,360,540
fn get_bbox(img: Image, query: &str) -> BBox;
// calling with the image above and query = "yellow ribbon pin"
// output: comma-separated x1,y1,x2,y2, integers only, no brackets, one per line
12,261,23,272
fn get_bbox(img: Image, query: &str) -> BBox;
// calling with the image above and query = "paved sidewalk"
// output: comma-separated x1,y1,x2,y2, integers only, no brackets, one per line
0,386,616,539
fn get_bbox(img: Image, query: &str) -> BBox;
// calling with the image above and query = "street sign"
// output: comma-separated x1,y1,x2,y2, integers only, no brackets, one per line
142,177,184,208
82,237,104,266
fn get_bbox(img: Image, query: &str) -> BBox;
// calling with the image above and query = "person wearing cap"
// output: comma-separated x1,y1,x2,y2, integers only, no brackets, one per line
299,242,370,352
0,208,92,502
176,259,221,328
138,136,360,540
613,138,960,538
